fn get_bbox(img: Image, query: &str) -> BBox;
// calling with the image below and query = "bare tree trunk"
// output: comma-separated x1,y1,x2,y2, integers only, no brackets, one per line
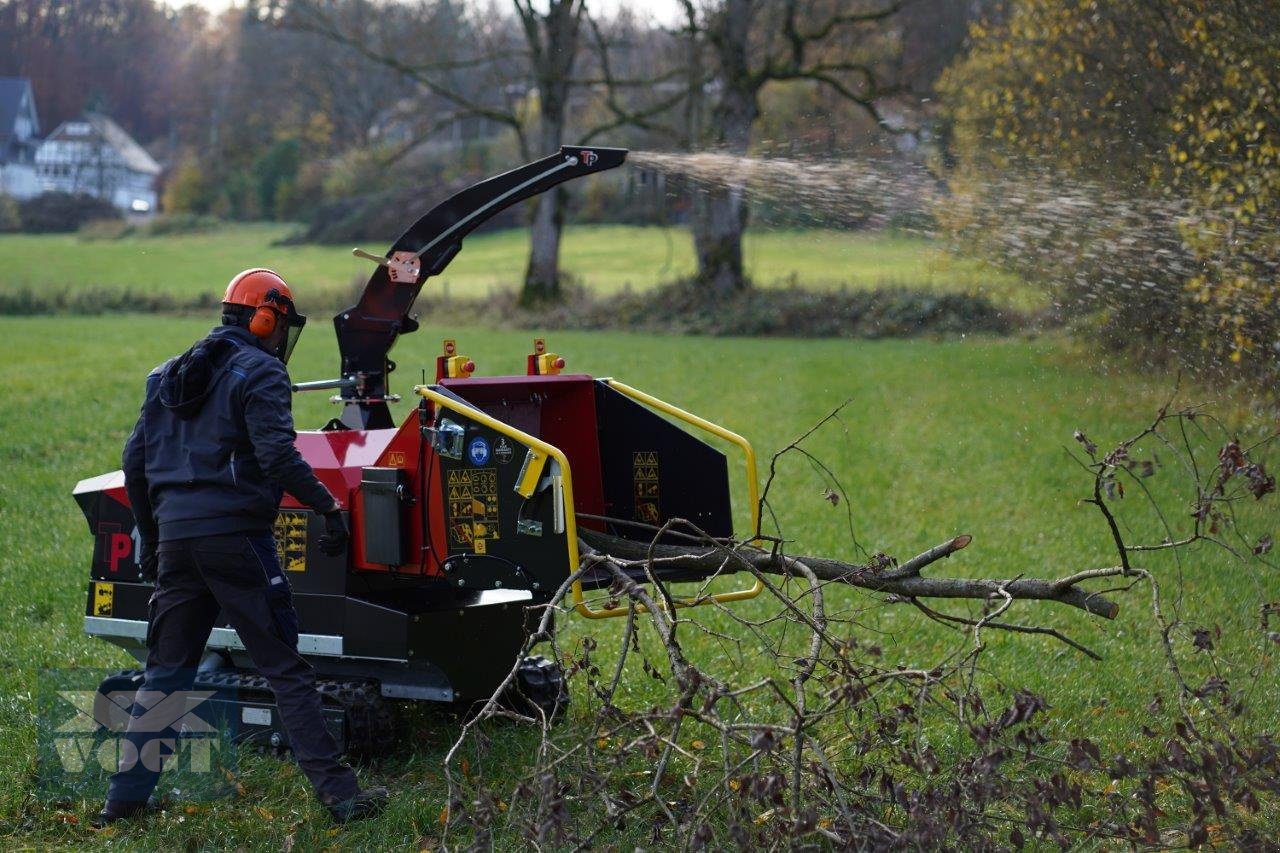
519,0,581,305
523,117,568,304
692,172,749,297
691,0,757,296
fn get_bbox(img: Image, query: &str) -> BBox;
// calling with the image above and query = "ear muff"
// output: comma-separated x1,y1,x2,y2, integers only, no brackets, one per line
248,304,278,338
245,286,281,338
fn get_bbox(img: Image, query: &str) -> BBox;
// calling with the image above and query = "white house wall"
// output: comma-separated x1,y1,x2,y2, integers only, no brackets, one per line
0,162,40,199
35,137,156,213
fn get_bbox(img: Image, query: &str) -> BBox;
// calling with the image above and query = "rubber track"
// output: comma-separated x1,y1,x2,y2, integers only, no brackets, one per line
100,668,396,758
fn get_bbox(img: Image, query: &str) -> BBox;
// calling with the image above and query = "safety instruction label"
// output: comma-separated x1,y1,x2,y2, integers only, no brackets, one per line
92,582,114,617
632,451,661,525
274,511,308,572
446,467,500,552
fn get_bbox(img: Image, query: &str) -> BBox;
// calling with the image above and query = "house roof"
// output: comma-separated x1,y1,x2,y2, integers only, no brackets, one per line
0,77,37,138
87,113,161,175
45,112,161,175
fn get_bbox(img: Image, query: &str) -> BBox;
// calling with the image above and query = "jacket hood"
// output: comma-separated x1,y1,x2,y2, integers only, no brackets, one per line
159,328,248,418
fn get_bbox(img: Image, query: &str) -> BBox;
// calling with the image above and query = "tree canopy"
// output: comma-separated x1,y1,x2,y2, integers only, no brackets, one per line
939,0,1279,379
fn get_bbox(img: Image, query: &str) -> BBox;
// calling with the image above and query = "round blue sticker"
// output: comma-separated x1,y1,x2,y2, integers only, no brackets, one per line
467,436,491,466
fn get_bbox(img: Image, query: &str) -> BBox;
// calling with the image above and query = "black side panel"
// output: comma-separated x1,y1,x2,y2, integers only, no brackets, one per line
343,597,409,659
593,382,733,543
409,600,529,701
85,579,152,620
277,510,347,596
431,398,573,595
361,467,407,566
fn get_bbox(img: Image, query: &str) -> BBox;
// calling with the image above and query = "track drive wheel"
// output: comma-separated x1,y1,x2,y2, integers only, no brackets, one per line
318,679,396,758
503,655,569,723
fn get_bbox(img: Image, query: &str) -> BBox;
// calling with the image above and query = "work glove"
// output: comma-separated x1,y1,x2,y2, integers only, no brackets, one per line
318,510,349,556
138,539,158,582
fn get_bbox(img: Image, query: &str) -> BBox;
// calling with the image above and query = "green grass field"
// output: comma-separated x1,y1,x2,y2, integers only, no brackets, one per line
0,223,1038,309
0,315,1275,846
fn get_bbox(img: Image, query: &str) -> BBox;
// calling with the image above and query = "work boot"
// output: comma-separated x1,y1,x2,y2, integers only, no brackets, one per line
325,786,389,824
90,798,154,829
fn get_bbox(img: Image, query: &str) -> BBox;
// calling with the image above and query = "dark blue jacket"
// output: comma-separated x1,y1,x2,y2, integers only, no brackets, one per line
122,325,337,543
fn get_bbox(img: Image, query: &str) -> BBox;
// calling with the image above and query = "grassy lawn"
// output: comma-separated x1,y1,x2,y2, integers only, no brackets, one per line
0,315,1274,846
0,223,1037,309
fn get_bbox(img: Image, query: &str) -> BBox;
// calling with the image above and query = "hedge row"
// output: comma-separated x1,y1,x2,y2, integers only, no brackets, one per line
0,282,1038,341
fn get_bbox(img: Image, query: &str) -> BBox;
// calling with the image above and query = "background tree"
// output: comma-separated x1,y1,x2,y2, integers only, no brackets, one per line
670,0,914,296
286,0,679,305
0,0,183,139
939,0,1279,384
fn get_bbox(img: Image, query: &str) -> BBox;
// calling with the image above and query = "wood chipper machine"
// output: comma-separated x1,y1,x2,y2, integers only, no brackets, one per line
73,147,764,754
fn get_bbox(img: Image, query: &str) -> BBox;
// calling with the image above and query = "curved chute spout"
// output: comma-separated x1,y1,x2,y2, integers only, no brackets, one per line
331,146,628,429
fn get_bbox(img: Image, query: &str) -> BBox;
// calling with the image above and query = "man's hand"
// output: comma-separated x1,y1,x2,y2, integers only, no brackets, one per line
139,540,158,581
318,510,349,556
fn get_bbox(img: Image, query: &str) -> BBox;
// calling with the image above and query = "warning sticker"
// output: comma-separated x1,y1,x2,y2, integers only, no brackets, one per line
494,437,514,465
274,511,308,572
92,582,114,617
632,451,661,525
446,468,500,552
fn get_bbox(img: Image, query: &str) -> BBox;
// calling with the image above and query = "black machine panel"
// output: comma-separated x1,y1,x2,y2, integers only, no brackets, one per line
361,467,408,566
430,397,573,597
593,382,734,543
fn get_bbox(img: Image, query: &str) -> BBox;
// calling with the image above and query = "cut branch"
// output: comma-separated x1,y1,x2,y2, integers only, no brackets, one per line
578,529,1121,619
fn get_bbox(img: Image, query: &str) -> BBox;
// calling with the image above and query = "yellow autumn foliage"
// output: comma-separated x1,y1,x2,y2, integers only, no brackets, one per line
939,0,1278,382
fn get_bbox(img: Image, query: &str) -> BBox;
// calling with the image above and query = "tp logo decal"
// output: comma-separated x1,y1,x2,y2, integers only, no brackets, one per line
467,437,491,466
578,150,598,166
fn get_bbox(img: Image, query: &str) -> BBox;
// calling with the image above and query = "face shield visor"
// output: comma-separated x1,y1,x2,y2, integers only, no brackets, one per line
278,316,306,364
265,289,307,364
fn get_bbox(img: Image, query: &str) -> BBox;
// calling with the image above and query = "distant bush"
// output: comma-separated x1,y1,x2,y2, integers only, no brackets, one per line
0,274,1036,340
0,193,19,232
395,281,1036,340
0,287,219,316
76,213,222,240
287,137,528,244
162,156,216,215
18,192,121,233
253,138,301,221
549,281,1023,338
77,218,132,240
139,213,221,236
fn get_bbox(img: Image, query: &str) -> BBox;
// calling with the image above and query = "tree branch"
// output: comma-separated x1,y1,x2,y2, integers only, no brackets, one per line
578,529,1121,619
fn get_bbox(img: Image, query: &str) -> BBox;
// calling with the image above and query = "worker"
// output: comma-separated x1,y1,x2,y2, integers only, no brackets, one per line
95,269,388,827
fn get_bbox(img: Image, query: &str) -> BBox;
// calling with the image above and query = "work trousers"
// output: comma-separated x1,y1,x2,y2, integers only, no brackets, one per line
106,533,359,805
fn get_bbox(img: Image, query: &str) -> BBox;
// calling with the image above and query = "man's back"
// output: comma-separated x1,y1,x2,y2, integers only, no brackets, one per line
123,324,334,543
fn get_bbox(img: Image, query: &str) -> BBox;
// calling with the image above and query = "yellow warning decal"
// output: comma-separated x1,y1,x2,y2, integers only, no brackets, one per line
632,451,661,525
93,582,114,617
446,468,500,552
274,511,308,572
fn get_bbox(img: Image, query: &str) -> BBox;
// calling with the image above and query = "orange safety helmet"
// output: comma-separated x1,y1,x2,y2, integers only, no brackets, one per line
222,268,307,363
